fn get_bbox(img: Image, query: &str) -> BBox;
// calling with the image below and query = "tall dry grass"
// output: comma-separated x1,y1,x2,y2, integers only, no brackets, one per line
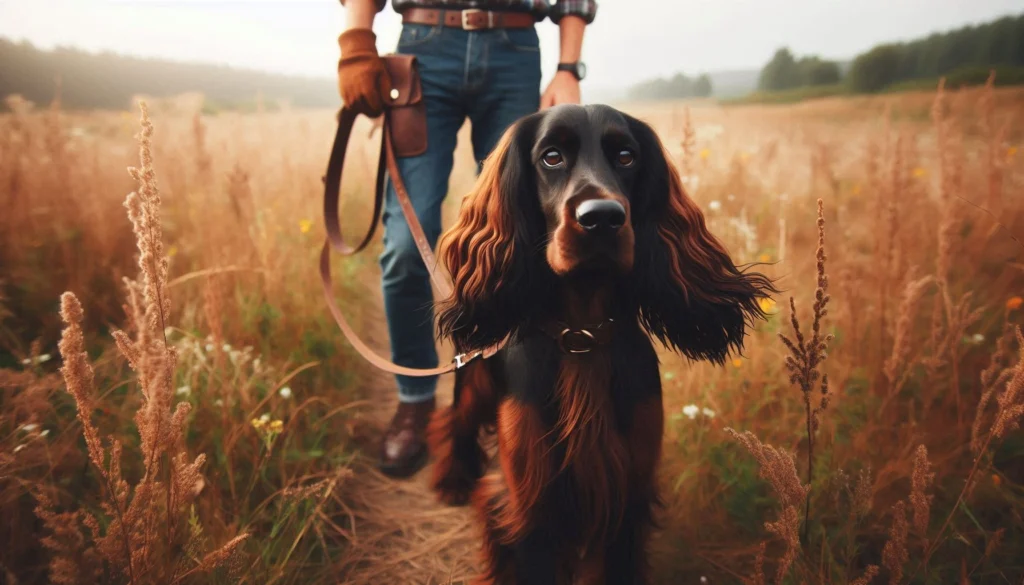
651,76,1024,584
1,77,1023,583
33,102,250,585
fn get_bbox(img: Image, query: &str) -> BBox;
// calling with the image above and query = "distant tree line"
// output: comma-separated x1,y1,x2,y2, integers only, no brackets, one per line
0,38,338,111
758,12,1024,95
847,13,1024,92
626,72,713,101
757,49,842,92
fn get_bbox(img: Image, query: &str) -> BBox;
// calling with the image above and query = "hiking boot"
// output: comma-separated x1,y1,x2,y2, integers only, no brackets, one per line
378,397,435,478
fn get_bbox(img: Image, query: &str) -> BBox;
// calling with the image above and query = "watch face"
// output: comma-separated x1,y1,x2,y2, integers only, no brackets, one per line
577,62,586,80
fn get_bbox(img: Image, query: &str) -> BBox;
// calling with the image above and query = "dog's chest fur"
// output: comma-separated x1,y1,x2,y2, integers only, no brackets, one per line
498,325,662,547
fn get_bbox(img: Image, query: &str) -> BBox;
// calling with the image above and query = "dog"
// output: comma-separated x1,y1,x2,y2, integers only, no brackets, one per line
427,104,774,584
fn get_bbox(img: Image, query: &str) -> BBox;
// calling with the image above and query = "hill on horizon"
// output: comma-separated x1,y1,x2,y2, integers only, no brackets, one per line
0,38,340,111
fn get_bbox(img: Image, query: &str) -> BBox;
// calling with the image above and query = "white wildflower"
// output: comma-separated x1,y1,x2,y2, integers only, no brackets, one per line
222,343,232,352
701,407,716,419
971,333,985,344
727,210,759,255
176,385,191,397
205,343,215,352
40,429,50,438
279,386,293,399
20,423,39,433
682,404,699,420
259,413,271,424
20,354,52,366
707,200,722,211
214,399,224,407
681,174,701,194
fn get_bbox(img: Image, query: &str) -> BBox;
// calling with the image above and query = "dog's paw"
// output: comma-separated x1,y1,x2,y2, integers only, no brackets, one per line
429,444,485,507
430,452,484,506
426,406,487,506
434,478,476,507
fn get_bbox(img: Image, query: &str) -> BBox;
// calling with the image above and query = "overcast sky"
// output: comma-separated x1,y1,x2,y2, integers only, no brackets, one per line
2,0,1021,91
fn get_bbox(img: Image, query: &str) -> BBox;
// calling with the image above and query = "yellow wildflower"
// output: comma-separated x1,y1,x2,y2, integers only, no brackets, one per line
269,419,284,433
912,167,926,179
1008,146,1018,159
299,219,313,234
758,253,771,263
168,245,178,258
250,417,265,430
731,358,742,368
1007,296,1023,311
699,148,710,160
758,297,777,314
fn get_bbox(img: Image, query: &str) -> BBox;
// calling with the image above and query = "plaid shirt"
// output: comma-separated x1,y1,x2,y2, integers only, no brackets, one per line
344,0,597,24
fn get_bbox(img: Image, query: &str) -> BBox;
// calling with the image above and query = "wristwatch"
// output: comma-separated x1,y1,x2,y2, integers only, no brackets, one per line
557,61,586,81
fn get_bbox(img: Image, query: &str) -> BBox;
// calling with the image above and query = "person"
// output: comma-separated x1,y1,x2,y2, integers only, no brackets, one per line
336,0,595,477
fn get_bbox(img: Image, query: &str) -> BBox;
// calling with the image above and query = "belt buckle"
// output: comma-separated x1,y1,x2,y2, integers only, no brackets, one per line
461,8,491,30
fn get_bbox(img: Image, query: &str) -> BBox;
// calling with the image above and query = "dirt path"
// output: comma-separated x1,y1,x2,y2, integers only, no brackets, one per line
330,289,482,584
326,142,489,582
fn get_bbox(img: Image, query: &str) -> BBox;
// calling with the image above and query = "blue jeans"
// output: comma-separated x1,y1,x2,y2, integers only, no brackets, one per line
380,23,541,403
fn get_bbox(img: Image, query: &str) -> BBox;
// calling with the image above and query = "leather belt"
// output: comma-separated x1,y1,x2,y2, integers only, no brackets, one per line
401,7,536,30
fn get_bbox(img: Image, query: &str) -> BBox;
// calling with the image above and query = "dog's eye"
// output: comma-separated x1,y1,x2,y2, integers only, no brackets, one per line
616,149,635,167
541,148,564,168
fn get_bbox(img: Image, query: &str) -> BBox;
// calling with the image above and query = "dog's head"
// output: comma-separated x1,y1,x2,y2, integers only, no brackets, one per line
437,104,774,362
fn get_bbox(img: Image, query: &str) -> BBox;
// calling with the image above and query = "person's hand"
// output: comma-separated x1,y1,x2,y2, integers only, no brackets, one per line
337,28,391,118
540,71,581,109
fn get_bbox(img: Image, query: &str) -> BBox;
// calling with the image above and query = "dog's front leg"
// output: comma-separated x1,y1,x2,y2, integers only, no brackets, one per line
604,395,663,585
471,397,567,585
428,360,497,505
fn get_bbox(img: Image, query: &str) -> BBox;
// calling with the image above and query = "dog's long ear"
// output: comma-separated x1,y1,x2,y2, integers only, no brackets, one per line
626,115,776,364
436,116,545,351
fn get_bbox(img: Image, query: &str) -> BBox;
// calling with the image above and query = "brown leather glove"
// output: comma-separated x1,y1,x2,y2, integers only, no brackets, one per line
338,29,391,118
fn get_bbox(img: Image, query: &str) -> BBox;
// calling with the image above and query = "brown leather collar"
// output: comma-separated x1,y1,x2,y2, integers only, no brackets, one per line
537,319,615,354
401,7,536,30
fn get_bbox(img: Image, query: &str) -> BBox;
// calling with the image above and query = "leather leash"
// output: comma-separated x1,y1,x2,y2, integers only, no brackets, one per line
319,107,504,376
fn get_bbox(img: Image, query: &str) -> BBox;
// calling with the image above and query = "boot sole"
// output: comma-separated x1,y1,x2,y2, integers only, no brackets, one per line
378,448,429,479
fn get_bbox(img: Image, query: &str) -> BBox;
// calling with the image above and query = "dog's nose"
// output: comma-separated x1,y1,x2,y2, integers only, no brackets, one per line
575,199,626,231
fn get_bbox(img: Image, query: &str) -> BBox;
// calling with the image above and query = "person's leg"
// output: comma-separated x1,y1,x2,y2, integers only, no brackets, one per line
378,23,467,476
467,27,542,166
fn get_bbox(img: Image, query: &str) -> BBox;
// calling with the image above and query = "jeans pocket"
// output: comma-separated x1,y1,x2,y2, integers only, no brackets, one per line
496,27,540,52
397,24,442,50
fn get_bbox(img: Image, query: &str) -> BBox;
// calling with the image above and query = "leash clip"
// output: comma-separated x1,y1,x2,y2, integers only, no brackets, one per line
453,350,483,369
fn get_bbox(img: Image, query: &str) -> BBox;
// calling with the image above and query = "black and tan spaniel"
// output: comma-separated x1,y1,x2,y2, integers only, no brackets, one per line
428,104,775,584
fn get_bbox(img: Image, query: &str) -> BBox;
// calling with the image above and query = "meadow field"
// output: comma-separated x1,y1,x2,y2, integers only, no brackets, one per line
1,79,1023,584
